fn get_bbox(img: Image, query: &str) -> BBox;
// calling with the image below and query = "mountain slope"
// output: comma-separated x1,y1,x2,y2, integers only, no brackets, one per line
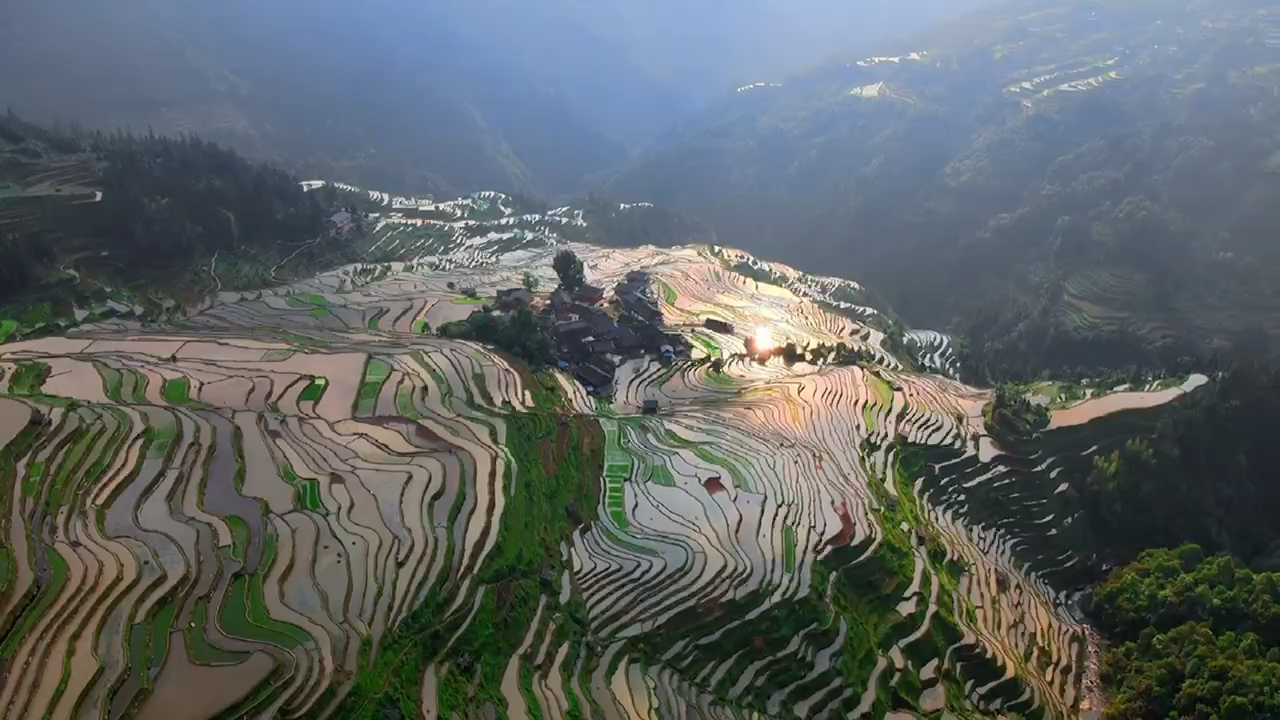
0,112,383,345
0,0,642,197
4,182,1208,717
0,0,998,199
607,0,1280,377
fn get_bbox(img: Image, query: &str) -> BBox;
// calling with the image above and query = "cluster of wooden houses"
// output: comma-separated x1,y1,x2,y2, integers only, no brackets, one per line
542,270,688,396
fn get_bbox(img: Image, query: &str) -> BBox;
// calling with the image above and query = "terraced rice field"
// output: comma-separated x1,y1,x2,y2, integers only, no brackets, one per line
1004,57,1123,104
0,188,1202,718
1047,374,1208,429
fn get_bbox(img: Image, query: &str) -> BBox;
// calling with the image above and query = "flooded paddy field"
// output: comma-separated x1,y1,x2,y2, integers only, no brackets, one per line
0,192,1203,718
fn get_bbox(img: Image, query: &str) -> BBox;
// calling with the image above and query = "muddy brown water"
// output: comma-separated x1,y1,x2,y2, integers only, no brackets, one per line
198,412,266,571
1048,374,1209,429
0,398,33,448
135,632,274,720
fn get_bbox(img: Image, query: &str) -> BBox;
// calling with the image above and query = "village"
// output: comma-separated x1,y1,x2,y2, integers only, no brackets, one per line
480,252,691,400
451,248,888,409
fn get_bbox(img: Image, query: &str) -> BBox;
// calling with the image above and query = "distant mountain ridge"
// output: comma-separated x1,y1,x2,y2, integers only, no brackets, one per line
606,0,1280,378
0,0,995,199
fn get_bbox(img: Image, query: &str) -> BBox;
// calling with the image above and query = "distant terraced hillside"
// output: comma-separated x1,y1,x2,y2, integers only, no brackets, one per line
607,0,1280,378
0,184,1212,718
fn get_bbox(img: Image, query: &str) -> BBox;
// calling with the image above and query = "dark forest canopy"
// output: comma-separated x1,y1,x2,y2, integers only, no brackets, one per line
1072,363,1280,718
1090,547,1280,720
0,112,363,308
1078,364,1280,571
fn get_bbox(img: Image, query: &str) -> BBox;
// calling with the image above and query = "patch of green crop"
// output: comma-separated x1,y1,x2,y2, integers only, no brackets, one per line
295,478,326,513
8,361,50,395
126,620,152,682
218,534,311,648
691,447,752,492
355,358,392,416
0,546,11,593
870,374,894,406
691,333,721,357
335,382,603,718
298,376,329,403
649,464,675,487
146,419,178,459
98,364,125,403
225,515,251,562
395,383,424,420
415,356,452,402
277,462,326,514
0,546,68,658
188,599,250,664
132,601,178,677
0,319,17,343
124,369,149,404
270,329,330,348
656,279,677,305
600,419,632,473
22,460,45,496
783,526,797,574
287,293,331,310
705,369,737,387
53,409,127,511
44,422,103,510
161,377,191,405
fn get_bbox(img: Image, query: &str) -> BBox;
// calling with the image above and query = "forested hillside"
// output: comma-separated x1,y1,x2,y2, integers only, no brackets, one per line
1089,547,1280,719
608,0,1280,379
0,113,364,336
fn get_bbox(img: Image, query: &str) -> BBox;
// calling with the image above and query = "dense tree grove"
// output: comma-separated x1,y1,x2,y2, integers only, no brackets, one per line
1080,364,1280,568
985,383,1049,438
0,112,363,304
438,308,555,368
95,133,329,271
552,249,587,293
1090,547,1280,719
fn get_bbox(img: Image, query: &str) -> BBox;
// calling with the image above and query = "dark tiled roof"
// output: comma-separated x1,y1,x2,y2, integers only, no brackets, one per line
704,318,735,334
588,313,617,335
574,285,605,302
496,288,533,307
555,320,592,346
612,325,640,348
575,356,615,387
